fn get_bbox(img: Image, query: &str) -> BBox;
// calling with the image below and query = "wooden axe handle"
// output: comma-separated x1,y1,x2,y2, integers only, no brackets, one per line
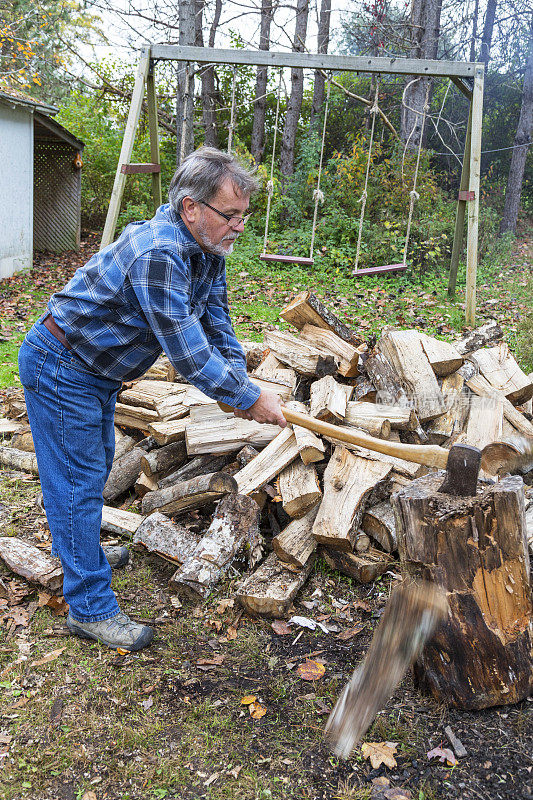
218,402,449,469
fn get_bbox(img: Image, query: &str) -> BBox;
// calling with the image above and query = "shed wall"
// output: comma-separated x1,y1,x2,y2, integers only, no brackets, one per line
0,104,33,279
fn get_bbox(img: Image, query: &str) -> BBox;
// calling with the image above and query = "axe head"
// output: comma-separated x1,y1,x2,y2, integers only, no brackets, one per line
438,443,482,496
324,582,448,759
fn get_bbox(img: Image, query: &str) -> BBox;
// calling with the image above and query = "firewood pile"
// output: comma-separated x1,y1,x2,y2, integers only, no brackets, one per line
1,292,532,615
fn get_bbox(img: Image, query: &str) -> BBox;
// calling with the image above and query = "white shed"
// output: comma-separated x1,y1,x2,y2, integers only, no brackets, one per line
0,88,84,280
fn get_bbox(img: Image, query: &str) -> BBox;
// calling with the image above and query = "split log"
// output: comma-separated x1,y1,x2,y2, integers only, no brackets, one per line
158,454,230,490
272,506,320,567
170,493,260,598
148,418,189,445
237,445,260,468
142,472,237,516
234,428,300,496
249,377,294,402
348,402,417,432
264,330,337,377
10,430,35,453
114,428,137,461
351,377,377,403
468,342,533,405
321,547,394,583
324,438,424,480
0,537,63,591
376,330,445,420
103,447,145,501
393,473,533,709
426,373,468,444
310,375,347,422
0,418,24,436
153,395,190,421
285,401,325,465
362,501,397,552
119,380,187,409
279,291,357,344
185,408,279,455
135,472,159,497
236,550,314,617
101,506,144,537
313,447,392,552
143,355,177,381
238,340,267,372
455,321,503,355
419,333,463,377
457,394,503,449
278,459,322,518
133,512,199,564
114,403,158,431
466,374,533,437
300,324,362,377
253,352,297,388
140,441,188,477
0,446,39,475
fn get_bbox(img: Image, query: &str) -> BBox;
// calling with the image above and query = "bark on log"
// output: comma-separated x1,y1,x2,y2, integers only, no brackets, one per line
0,537,63,591
392,473,533,709
236,550,314,617
158,454,230,489
140,441,188,476
362,501,398,552
0,446,39,475
114,428,137,461
455,321,503,355
279,291,358,344
103,447,145,501
170,493,260,598
321,546,394,582
133,512,199,564
468,342,533,405
142,472,237,516
300,324,362,377
312,447,392,551
135,472,159,497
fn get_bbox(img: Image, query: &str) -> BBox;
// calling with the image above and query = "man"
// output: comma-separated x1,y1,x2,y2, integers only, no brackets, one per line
18,147,285,652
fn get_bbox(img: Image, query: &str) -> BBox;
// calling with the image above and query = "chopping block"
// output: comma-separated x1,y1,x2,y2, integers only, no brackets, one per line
392,473,533,709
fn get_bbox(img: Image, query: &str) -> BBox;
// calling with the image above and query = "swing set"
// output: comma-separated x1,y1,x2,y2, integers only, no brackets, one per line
101,45,484,326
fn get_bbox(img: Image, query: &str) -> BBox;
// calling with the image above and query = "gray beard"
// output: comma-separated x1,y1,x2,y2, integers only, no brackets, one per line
196,218,238,256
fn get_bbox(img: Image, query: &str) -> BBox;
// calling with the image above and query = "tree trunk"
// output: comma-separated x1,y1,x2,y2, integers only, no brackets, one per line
251,0,274,163
479,0,497,67
401,0,443,148
176,0,197,163
500,14,533,236
309,0,331,128
280,0,310,179
469,0,480,62
393,473,533,709
197,0,221,147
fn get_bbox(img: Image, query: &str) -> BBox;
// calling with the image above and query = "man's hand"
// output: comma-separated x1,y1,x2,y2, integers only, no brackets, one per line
234,390,287,427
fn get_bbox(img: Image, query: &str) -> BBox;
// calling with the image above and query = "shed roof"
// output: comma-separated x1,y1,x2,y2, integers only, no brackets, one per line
0,86,58,116
34,112,84,150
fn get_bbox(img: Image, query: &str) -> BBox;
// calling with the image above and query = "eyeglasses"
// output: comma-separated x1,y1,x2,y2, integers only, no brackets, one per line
200,200,252,227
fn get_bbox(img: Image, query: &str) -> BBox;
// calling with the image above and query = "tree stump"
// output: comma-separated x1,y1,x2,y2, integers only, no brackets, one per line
392,473,533,709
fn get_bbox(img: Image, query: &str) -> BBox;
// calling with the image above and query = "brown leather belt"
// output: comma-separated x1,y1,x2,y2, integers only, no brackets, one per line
42,314,72,350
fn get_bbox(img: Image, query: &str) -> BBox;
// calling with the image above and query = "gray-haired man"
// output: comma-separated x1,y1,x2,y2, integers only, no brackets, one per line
18,147,285,652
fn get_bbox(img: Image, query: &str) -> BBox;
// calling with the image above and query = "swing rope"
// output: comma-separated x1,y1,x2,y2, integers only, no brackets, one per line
354,80,380,272
179,62,192,165
262,68,283,257
309,72,332,260
227,66,237,153
402,80,431,267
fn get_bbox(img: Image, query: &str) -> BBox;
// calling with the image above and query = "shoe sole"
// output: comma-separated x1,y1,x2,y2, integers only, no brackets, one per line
66,621,154,652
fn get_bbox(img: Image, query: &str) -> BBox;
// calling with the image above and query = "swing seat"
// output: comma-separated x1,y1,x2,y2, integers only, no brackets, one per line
353,263,408,277
260,253,315,266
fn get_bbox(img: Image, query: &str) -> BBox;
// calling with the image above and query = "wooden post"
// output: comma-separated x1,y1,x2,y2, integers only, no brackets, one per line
448,102,472,298
393,474,533,709
465,65,484,327
146,59,162,213
100,48,151,249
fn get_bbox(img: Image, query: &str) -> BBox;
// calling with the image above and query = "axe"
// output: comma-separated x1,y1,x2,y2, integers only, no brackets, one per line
324,581,449,759
219,402,523,495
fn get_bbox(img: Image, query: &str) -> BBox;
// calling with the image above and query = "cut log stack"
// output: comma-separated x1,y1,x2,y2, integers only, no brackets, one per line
1,295,532,648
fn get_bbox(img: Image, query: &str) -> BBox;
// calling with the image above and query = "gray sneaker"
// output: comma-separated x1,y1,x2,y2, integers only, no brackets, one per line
102,545,130,569
66,611,154,651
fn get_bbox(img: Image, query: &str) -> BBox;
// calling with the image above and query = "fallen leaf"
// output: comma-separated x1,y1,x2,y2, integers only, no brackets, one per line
38,592,68,616
427,746,457,765
249,701,267,719
271,620,292,635
297,660,326,681
384,788,412,799
141,695,154,711
30,647,66,667
227,764,242,779
353,599,371,612
336,624,364,641
116,647,129,656
6,606,29,627
361,741,398,769
240,695,256,705
196,654,225,667
216,598,234,614
225,626,238,641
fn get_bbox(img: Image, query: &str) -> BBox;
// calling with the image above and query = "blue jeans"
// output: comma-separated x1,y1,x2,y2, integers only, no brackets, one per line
18,319,122,622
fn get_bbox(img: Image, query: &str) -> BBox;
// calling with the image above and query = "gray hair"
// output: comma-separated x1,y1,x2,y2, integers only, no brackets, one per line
168,146,259,212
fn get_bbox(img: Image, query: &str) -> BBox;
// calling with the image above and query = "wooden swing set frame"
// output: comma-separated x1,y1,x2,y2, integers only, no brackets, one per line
101,45,484,326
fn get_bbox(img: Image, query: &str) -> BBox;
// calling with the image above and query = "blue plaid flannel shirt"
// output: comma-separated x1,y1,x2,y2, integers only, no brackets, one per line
48,204,261,410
